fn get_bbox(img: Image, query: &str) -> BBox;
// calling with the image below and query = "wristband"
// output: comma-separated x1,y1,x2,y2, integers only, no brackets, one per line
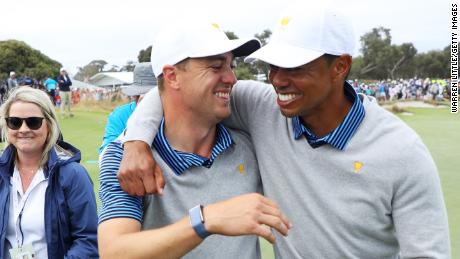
189,205,211,239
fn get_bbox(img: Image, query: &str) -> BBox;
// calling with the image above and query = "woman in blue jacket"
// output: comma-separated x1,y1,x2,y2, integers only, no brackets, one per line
0,86,98,258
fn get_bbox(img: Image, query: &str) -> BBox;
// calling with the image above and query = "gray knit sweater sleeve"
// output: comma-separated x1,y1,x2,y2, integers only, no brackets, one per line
122,81,273,145
391,135,451,258
224,80,274,133
122,87,162,145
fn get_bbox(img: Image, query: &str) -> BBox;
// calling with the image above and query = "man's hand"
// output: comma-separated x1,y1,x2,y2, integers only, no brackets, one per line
118,140,165,196
203,193,292,244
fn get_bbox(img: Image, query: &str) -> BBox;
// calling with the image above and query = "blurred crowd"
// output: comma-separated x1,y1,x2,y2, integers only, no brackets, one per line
0,71,116,106
349,78,451,102
2,71,452,107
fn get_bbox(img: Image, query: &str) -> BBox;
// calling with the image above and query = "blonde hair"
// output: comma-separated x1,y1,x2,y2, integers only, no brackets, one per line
0,86,61,167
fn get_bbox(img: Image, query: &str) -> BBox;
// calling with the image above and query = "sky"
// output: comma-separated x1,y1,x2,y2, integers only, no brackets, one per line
0,0,449,75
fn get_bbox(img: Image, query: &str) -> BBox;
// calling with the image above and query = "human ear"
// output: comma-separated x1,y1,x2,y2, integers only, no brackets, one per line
162,65,180,90
332,55,352,82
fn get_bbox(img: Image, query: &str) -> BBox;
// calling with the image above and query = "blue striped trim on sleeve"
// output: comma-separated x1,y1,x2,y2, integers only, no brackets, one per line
98,141,143,224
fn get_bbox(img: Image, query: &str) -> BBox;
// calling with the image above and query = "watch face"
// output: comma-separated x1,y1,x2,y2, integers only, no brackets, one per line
199,205,205,222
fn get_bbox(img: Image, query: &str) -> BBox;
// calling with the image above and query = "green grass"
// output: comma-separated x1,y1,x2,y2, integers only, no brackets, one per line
58,105,110,205
58,104,458,258
396,107,460,257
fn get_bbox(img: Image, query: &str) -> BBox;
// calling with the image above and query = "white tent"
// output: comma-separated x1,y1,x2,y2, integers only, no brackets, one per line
71,79,105,91
89,72,133,89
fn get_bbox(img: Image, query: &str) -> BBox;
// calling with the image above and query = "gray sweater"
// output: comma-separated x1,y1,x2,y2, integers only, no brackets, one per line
142,129,262,259
125,81,451,258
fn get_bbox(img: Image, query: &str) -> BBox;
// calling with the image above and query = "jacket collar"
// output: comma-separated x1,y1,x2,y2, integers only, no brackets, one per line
0,140,81,179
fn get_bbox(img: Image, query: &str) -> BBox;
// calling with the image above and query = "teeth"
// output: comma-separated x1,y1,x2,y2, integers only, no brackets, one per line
278,94,298,101
215,92,230,99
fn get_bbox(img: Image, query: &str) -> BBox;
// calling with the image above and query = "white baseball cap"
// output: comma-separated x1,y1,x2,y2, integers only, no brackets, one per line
151,19,261,77
60,67,66,72
245,1,356,68
9,71,15,76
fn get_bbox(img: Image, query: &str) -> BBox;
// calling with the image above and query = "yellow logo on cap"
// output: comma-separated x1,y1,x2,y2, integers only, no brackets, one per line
211,23,221,30
238,164,245,174
353,161,363,174
280,17,291,27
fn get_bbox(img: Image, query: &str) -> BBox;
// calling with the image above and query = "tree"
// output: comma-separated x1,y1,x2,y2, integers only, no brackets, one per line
0,40,61,81
349,56,364,79
359,27,419,79
413,45,450,78
359,27,393,79
254,30,272,46
120,60,136,72
225,31,238,40
386,43,417,79
107,65,120,72
253,30,272,82
225,31,257,80
74,60,108,81
225,30,272,81
138,46,152,62
234,65,256,80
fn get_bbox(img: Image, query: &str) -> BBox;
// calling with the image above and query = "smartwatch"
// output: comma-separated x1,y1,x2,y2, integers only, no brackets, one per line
189,205,212,239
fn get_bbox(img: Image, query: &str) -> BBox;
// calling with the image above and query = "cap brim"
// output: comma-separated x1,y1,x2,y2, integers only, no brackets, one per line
190,38,261,59
121,85,155,96
244,42,324,68
231,39,261,57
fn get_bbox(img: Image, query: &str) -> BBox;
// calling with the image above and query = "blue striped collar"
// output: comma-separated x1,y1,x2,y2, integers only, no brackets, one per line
293,82,365,150
153,118,234,176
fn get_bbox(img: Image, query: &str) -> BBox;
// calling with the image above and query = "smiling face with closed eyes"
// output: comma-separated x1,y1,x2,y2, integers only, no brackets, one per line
176,52,237,123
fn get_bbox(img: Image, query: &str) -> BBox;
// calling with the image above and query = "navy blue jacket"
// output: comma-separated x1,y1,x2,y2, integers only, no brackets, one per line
57,74,72,92
0,141,98,258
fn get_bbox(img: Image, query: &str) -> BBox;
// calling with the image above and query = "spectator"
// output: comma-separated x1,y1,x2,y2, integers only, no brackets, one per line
57,68,73,117
0,86,98,258
44,77,58,105
99,62,156,155
7,71,18,93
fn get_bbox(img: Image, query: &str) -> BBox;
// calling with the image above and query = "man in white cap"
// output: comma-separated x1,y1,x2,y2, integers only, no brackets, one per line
57,67,73,117
7,71,18,92
98,19,290,259
118,2,450,258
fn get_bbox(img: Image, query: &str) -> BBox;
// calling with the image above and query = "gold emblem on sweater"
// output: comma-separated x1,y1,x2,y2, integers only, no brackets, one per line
353,161,363,173
238,164,245,174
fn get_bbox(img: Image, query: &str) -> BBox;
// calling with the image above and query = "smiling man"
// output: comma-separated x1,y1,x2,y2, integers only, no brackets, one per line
119,2,450,258
97,20,290,259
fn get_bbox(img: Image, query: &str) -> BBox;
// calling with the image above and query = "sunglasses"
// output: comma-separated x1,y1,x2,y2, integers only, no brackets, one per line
5,117,45,130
